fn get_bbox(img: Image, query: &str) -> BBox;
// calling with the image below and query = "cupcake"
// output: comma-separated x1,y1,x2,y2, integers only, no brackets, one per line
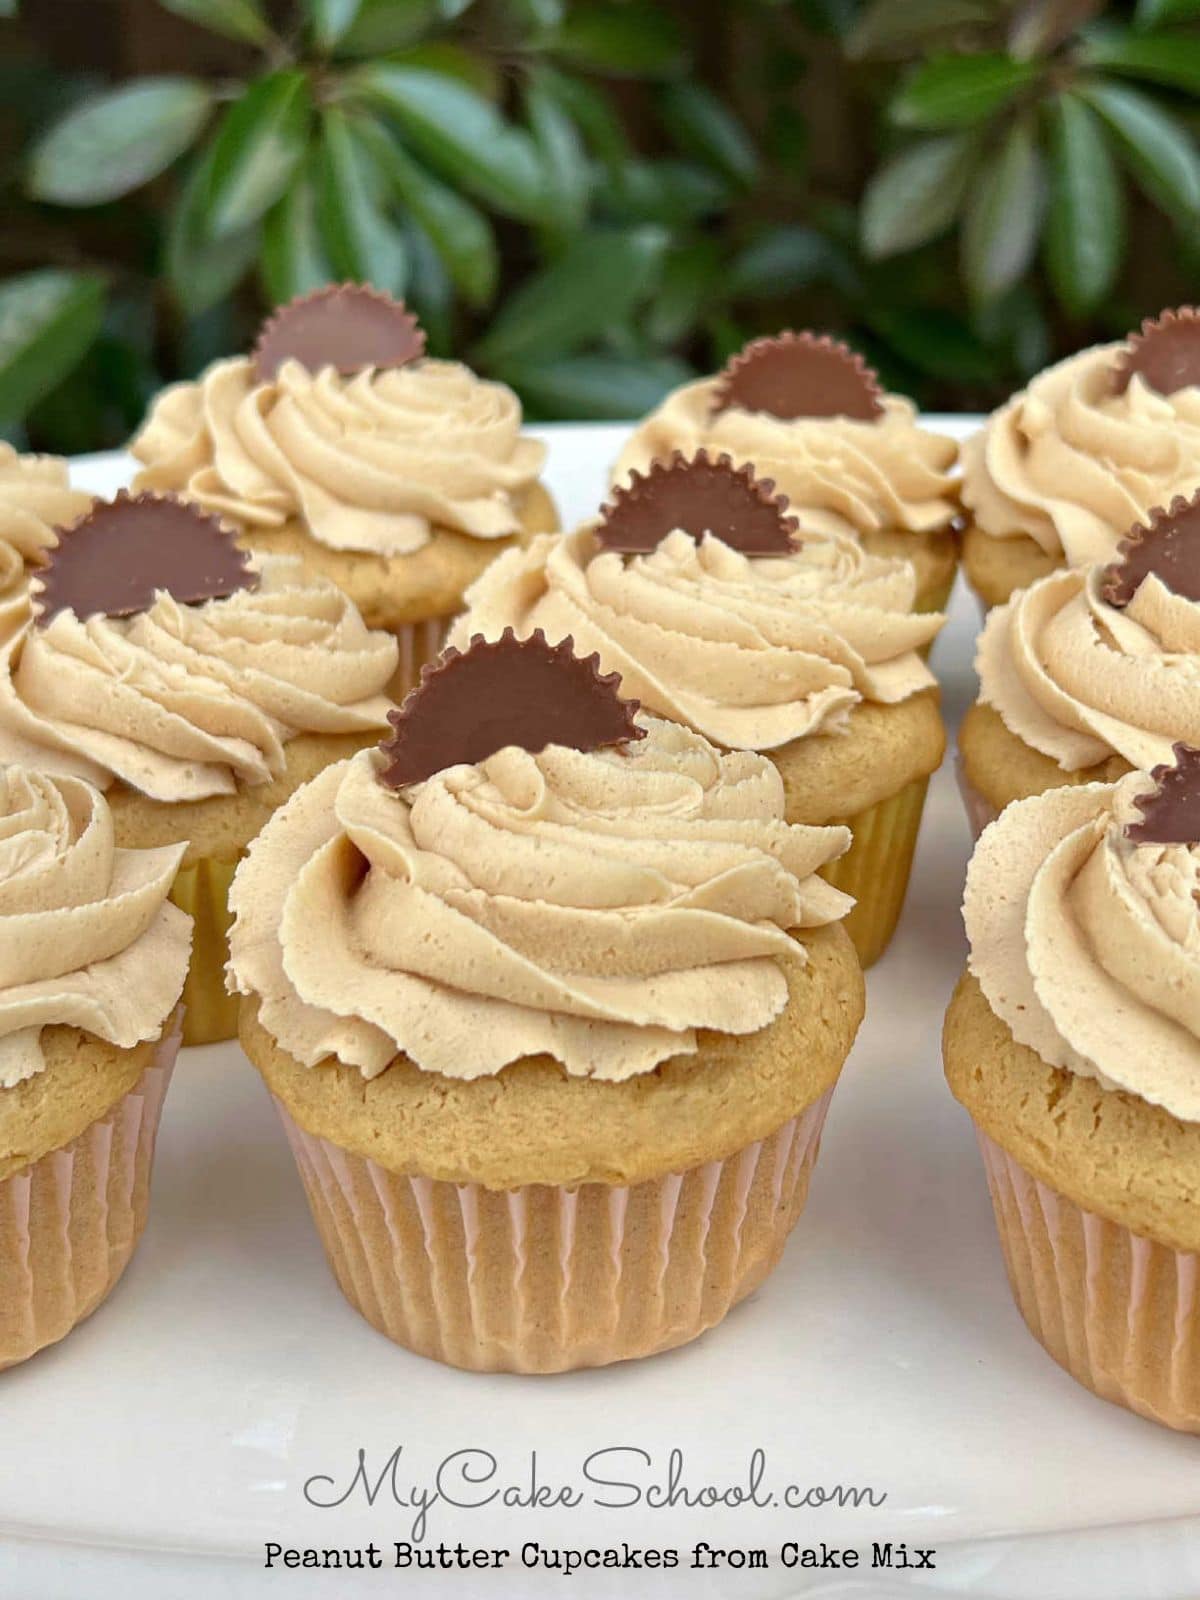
450,452,945,966
227,632,865,1373
0,765,190,1369
944,752,1200,1431
612,332,960,613
959,490,1200,836
0,444,92,640
961,307,1200,610
130,284,557,696
0,492,399,1046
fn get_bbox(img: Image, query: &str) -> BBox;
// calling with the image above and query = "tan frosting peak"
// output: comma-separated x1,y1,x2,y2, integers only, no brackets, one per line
130,355,547,556
227,719,854,1081
612,375,958,542
449,524,942,751
0,445,92,640
0,765,191,1086
961,343,1200,562
978,563,1200,773
964,776,1200,1122
0,556,398,802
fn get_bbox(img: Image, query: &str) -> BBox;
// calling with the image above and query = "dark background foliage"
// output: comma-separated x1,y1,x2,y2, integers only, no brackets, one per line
0,0,1197,451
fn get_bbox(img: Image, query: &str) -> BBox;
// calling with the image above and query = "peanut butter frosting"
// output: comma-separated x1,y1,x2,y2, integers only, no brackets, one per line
612,378,958,542
961,344,1200,562
0,445,92,638
130,356,547,556
0,766,190,1086
0,557,398,802
964,776,1200,1122
227,718,854,1081
450,525,942,751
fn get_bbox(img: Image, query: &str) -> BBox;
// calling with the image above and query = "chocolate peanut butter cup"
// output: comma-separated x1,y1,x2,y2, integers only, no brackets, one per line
711,331,885,422
1101,490,1200,607
1127,744,1200,845
253,284,427,382
596,450,799,554
1113,307,1200,398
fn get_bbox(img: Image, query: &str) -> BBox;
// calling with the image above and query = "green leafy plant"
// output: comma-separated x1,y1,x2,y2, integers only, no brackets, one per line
1,0,1197,449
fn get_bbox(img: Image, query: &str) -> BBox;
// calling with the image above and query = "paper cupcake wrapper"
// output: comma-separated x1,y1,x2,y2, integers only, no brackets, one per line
816,775,930,968
0,1012,180,1371
389,616,451,704
274,1088,834,1374
169,854,240,1047
977,1130,1200,1433
954,749,1000,842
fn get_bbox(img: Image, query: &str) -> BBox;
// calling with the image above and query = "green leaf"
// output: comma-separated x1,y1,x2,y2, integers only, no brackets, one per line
498,353,693,421
524,71,589,233
332,0,437,55
474,227,666,367
261,159,335,305
658,82,756,188
507,0,563,30
532,66,627,172
157,0,272,45
306,0,363,49
961,118,1044,301
392,43,499,99
548,5,688,77
354,114,497,305
351,64,546,221
0,270,104,422
860,133,976,257
166,141,260,315
848,0,995,59
601,158,730,224
891,53,1040,129
1044,94,1124,315
1080,27,1200,94
204,70,311,238
316,108,407,294
728,225,846,298
402,219,453,352
29,78,213,205
865,306,998,385
1136,0,1200,24
1081,78,1200,224
645,240,721,346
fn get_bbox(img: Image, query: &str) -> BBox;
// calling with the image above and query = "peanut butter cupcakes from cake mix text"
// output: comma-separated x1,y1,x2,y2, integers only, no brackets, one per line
227,634,866,1373
0,766,190,1369
959,491,1200,834
0,492,398,1045
613,332,960,613
452,453,945,965
945,751,1200,1432
961,307,1200,609
130,285,556,694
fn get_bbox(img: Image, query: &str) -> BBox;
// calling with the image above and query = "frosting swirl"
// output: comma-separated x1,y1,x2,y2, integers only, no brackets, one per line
131,356,547,556
961,343,1200,562
227,720,853,1081
612,376,958,541
450,525,941,750
0,445,92,639
964,776,1200,1121
978,564,1200,773
0,766,190,1086
0,556,398,802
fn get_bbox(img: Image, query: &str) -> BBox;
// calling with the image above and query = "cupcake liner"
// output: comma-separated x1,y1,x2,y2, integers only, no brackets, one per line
817,776,930,967
954,749,1000,841
274,1088,834,1374
977,1130,1200,1433
169,855,240,1047
389,616,452,704
0,1012,180,1371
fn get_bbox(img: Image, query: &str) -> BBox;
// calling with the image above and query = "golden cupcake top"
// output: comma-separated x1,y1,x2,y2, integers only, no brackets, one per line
612,332,958,543
0,492,398,802
963,748,1200,1123
227,633,854,1082
961,306,1200,565
0,764,191,1085
451,452,942,752
977,490,1200,773
130,284,547,558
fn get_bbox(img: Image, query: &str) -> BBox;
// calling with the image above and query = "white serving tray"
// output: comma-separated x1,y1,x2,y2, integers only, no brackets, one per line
1,422,1197,1600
